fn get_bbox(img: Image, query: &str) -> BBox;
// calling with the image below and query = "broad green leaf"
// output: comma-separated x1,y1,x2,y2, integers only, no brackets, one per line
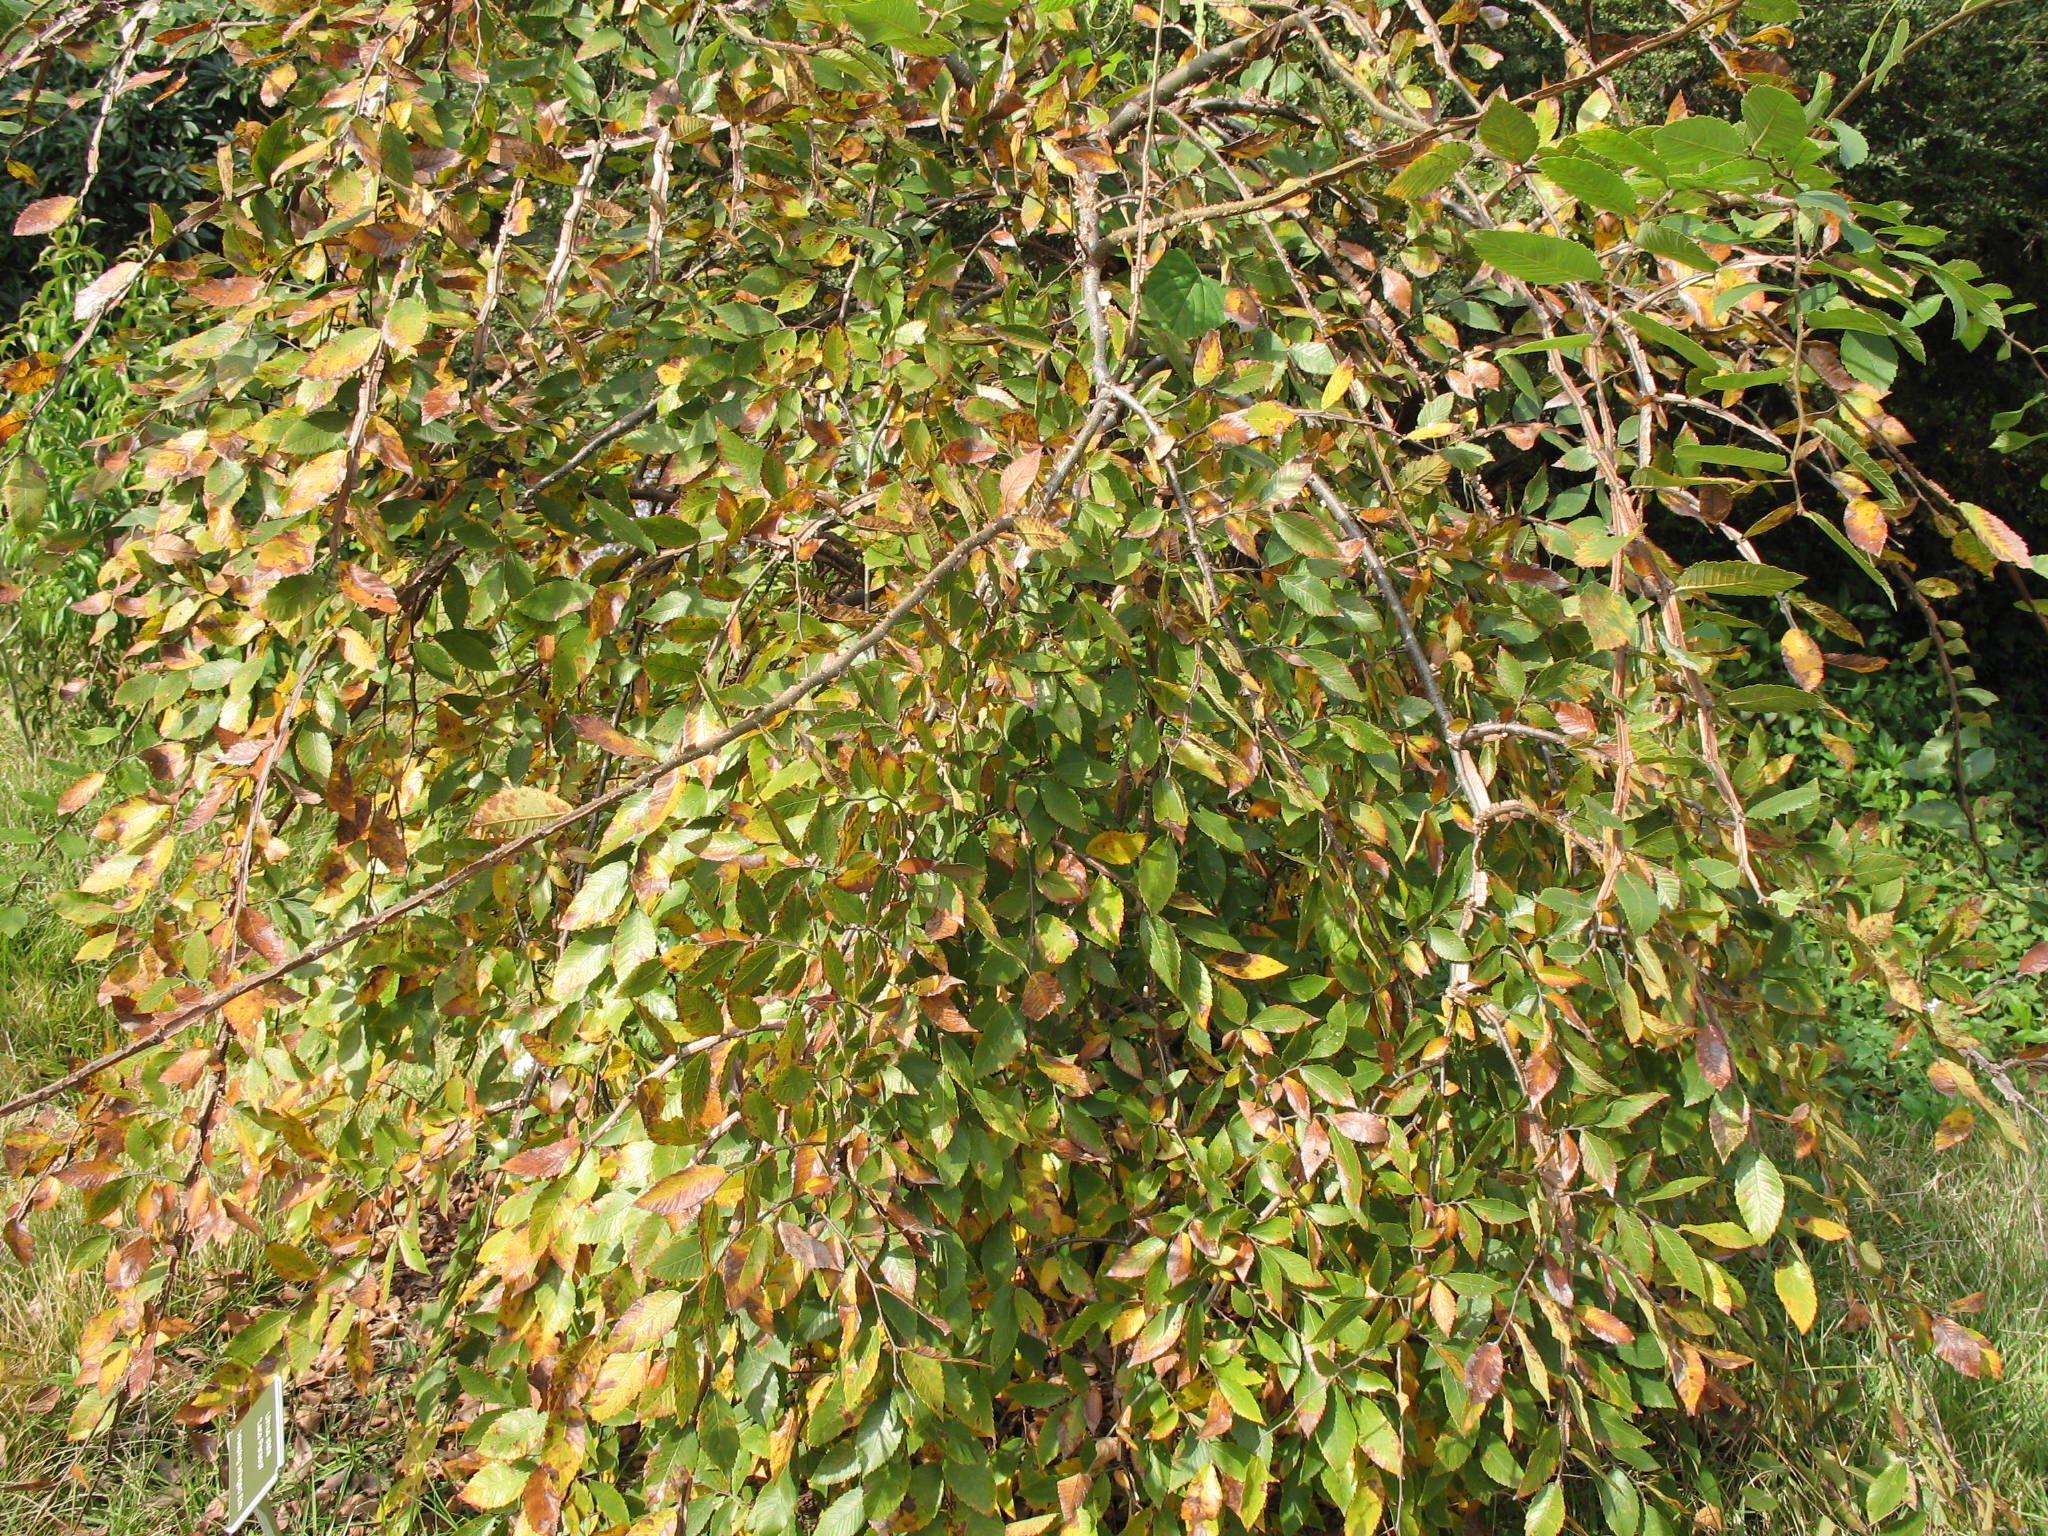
1866,1460,1912,1524
1144,249,1228,340
1722,684,1826,712
1742,84,1809,160
1537,155,1638,216
1478,94,1538,161
1674,560,1805,598
1526,1482,1566,1536
1386,141,1474,202
1468,230,1603,285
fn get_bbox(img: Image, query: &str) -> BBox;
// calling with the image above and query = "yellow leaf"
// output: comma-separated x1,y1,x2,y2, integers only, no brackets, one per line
283,449,349,517
1780,626,1824,692
1211,951,1286,980
1193,332,1224,387
1844,497,1888,555
1774,1256,1817,1334
303,327,381,380
1085,830,1148,864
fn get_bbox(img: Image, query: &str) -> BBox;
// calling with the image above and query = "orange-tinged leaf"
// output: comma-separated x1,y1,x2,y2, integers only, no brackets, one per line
1959,502,2029,565
608,1290,684,1350
2017,940,2048,976
1579,1305,1636,1345
1211,951,1286,980
1931,1316,1997,1379
1780,626,1824,691
340,562,399,614
57,771,105,815
571,713,654,759
1844,496,1888,555
999,446,1043,516
502,1136,580,1177
1022,969,1066,1020
192,275,263,308
1463,1340,1504,1403
13,196,76,235
283,449,349,517
471,785,573,840
636,1163,728,1222
73,261,140,320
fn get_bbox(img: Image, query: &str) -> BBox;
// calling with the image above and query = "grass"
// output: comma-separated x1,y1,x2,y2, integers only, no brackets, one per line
1851,1109,2048,1529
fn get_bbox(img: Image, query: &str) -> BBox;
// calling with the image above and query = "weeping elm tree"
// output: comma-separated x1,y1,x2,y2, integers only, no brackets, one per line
0,1,2033,1533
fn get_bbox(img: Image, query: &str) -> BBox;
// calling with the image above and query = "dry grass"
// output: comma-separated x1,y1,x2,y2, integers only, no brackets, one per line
1854,1108,2048,1529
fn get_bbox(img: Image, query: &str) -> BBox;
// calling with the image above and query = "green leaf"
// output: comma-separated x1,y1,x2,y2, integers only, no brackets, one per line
1386,141,1474,202
1635,218,1718,271
1272,509,1342,560
3,454,47,536
1478,94,1538,162
1652,116,1748,171
1674,560,1805,598
1735,1151,1786,1240
1537,155,1638,216
1468,230,1603,286
1742,84,1809,160
816,1486,866,1536
1526,1482,1566,1536
1866,1459,1912,1524
1144,249,1227,340
1577,584,1636,651
1136,837,1179,914
1722,684,1825,713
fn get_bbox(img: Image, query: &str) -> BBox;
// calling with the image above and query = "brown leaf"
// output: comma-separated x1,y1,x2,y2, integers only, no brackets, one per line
776,1220,842,1273
236,906,292,965
635,1163,728,1223
2017,940,2048,976
192,275,263,308
1022,969,1066,1020
340,562,400,615
1960,502,2029,565
1931,1316,1999,1380
1463,1340,1504,1403
1695,1020,1733,1090
12,196,76,236
502,1136,581,1178
999,445,1043,516
1328,1111,1388,1146
56,771,105,815
73,261,141,321
570,713,654,759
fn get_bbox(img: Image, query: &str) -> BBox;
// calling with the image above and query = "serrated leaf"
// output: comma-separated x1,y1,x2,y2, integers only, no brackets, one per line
1525,1482,1566,1536
1386,141,1473,202
636,1164,728,1222
1143,248,1227,340
471,786,574,840
12,196,75,235
1537,155,1637,216
1780,627,1824,691
1674,560,1805,598
1742,83,1809,159
303,327,381,380
1734,1151,1785,1240
1478,93,1538,161
1469,230,1602,286
1774,1256,1817,1333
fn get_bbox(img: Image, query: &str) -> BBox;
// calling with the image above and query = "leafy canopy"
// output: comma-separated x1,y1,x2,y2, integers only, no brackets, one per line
0,1,2035,1534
